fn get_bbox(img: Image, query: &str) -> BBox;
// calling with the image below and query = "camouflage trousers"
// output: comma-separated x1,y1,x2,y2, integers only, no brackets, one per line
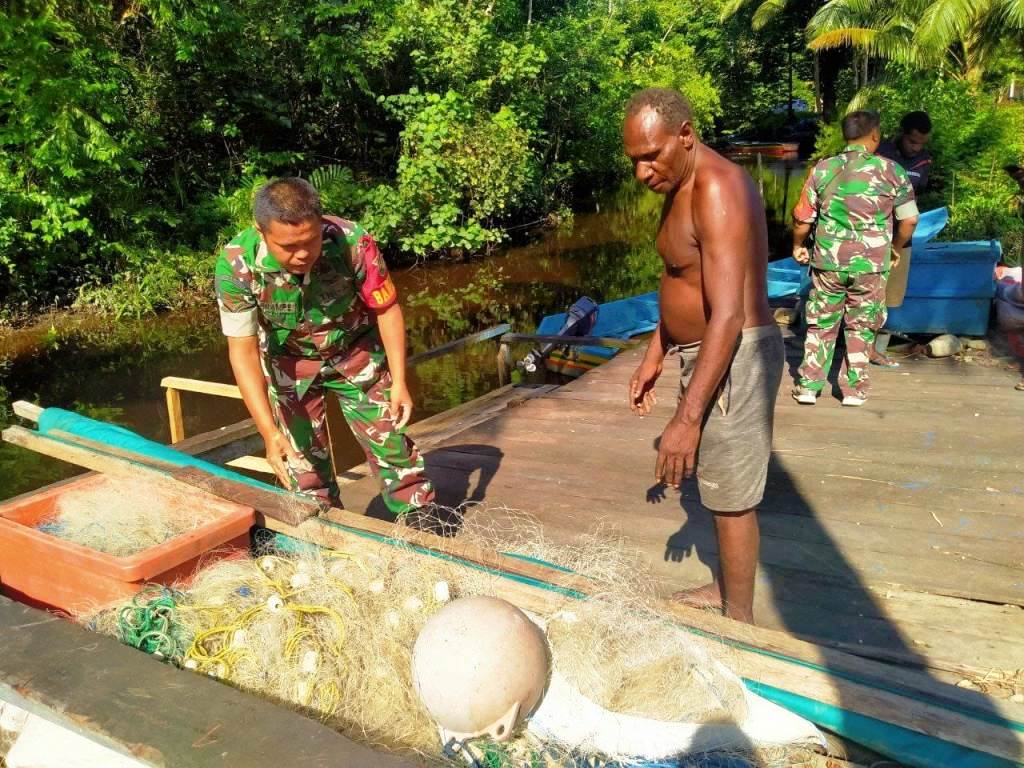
798,268,887,397
265,334,434,515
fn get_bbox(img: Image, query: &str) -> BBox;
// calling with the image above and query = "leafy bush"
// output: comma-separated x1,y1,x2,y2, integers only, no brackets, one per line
4,0,729,312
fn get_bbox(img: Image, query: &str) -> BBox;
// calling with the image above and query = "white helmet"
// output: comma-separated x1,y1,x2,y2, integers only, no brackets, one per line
412,596,549,743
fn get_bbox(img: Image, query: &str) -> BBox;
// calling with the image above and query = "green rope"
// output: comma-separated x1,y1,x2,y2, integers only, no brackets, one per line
117,585,187,661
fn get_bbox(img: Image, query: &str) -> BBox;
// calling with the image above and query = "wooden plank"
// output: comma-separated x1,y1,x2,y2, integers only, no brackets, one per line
3,425,175,484
11,400,43,422
159,376,243,399
0,597,412,768
170,467,320,526
407,323,510,365
165,386,185,443
173,418,258,457
225,455,274,473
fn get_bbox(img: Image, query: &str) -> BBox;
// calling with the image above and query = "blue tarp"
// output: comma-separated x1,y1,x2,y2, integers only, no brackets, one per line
536,292,660,362
764,206,951,301
526,208,973,362
36,407,293,497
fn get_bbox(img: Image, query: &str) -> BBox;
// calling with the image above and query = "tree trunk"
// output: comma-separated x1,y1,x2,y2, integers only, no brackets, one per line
527,0,532,25
814,52,821,113
788,40,794,120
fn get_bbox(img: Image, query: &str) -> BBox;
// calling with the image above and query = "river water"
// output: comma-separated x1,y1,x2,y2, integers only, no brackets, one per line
0,159,805,500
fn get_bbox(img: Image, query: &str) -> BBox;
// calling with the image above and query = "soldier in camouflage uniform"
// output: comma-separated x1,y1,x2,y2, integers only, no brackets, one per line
791,111,919,406
215,177,434,515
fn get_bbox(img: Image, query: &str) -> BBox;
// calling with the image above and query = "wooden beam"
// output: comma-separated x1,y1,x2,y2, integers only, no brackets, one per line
165,387,185,443
12,400,43,422
170,467,321,526
160,377,242,399
499,333,635,349
497,342,512,386
407,323,510,366
173,419,259,458
225,455,274,474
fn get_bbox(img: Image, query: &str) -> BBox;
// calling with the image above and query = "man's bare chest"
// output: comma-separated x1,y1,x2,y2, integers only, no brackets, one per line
656,212,700,277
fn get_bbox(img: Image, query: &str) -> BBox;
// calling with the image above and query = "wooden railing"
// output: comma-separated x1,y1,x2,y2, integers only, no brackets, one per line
161,323,511,443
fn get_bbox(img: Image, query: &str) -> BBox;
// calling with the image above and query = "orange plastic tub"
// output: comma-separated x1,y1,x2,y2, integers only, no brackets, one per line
0,474,255,614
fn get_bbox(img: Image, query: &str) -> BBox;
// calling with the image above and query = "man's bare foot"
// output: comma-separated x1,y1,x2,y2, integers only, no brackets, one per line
670,581,723,610
723,604,754,624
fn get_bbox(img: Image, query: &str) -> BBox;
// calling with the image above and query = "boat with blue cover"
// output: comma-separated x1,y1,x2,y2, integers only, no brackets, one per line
535,207,1003,376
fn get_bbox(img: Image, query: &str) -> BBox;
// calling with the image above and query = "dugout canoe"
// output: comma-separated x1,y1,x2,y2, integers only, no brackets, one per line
2,406,1023,767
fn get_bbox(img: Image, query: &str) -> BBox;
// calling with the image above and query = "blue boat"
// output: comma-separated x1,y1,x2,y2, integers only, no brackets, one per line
537,207,1002,374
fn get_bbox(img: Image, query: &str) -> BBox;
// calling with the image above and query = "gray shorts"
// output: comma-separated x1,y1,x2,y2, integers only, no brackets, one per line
672,324,784,513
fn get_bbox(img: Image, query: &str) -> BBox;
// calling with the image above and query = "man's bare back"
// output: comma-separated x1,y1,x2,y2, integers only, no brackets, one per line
656,144,773,346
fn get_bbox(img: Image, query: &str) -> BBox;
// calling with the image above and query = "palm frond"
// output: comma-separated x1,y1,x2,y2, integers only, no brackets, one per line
995,0,1024,28
808,27,879,50
718,0,757,22
807,0,868,43
751,0,789,30
916,0,985,48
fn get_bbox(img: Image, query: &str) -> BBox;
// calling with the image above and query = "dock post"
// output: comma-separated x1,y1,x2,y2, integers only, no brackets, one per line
166,387,185,444
497,341,512,387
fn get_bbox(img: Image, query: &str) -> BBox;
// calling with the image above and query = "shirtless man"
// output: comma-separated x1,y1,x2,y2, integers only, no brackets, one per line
623,88,783,623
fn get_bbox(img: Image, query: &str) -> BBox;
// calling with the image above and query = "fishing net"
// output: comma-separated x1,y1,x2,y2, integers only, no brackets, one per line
38,476,219,557
85,504,781,765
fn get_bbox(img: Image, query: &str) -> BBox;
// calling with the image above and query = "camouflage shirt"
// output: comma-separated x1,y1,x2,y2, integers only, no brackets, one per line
794,144,918,274
214,216,397,359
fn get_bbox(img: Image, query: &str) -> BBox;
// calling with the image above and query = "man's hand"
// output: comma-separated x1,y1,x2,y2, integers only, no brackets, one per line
390,383,413,429
890,245,910,269
793,245,810,265
656,417,701,488
264,429,300,487
629,359,663,415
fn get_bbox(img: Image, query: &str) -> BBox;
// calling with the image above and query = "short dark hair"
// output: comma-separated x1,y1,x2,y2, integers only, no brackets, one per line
253,177,322,229
841,110,881,141
625,88,694,131
900,110,932,135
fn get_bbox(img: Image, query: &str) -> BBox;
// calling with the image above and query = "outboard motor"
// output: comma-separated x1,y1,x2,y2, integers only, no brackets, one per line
520,296,599,373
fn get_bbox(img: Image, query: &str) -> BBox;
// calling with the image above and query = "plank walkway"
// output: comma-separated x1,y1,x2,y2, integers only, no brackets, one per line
341,335,1024,692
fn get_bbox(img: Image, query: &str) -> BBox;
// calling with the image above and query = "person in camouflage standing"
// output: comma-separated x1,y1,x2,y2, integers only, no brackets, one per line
791,111,919,407
215,177,434,516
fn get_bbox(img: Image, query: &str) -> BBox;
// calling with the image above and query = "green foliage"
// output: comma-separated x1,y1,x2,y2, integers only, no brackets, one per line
74,248,212,319
366,92,535,256
808,0,1024,82
2,0,733,312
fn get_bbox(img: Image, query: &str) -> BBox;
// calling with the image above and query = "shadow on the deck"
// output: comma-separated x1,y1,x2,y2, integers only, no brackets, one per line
364,444,504,537
665,421,1021,763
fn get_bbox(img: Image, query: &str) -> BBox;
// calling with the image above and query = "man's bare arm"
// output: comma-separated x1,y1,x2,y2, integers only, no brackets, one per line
629,321,669,415
677,176,748,426
792,220,813,264
892,215,918,252
375,302,413,429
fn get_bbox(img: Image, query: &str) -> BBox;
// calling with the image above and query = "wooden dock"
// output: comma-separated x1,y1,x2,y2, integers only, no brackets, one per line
340,336,1024,694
